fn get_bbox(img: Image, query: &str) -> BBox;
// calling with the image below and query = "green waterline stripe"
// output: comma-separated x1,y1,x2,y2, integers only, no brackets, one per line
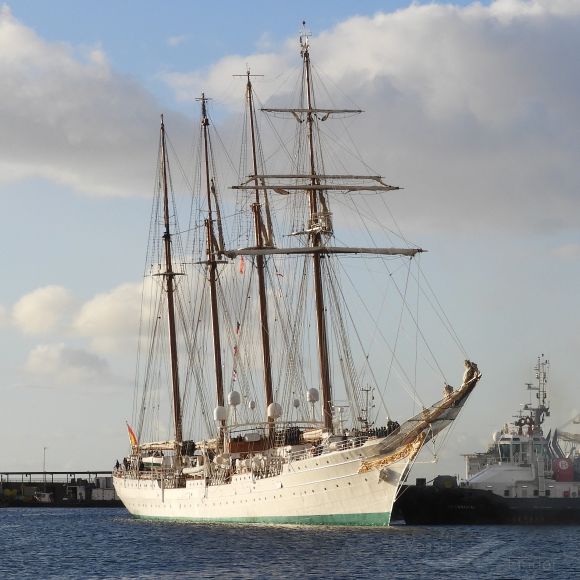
132,511,391,527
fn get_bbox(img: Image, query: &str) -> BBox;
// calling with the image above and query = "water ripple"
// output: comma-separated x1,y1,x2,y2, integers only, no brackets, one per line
0,508,577,579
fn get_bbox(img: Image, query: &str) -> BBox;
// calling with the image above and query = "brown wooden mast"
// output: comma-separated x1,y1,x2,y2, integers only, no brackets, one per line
159,115,183,446
245,71,275,418
230,29,410,433
301,31,334,431
199,94,225,416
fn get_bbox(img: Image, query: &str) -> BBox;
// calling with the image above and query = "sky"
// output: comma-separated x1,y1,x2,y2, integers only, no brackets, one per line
1,0,579,478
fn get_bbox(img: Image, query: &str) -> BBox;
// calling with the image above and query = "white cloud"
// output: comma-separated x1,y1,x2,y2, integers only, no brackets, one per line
72,282,142,353
9,282,142,389
0,6,189,198
24,343,111,386
255,32,275,52
0,304,6,327
10,281,144,357
162,49,291,106
163,0,580,235
1,0,579,236
12,285,76,335
553,243,580,261
3,0,578,296
488,0,580,20
167,35,187,47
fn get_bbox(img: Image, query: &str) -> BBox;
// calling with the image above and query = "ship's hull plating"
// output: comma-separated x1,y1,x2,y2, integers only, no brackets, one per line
114,443,409,526
397,484,580,525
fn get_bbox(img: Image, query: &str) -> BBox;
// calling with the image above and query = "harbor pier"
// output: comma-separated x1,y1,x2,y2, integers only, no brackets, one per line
0,471,122,507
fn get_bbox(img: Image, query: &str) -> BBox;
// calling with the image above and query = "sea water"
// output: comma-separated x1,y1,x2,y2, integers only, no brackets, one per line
0,508,578,579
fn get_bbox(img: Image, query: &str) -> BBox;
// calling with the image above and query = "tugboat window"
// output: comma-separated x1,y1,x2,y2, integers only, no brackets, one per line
499,444,511,462
504,489,510,497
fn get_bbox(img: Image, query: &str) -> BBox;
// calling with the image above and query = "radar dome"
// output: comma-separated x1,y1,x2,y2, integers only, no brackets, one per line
267,402,282,419
307,388,319,403
228,390,241,406
214,406,227,422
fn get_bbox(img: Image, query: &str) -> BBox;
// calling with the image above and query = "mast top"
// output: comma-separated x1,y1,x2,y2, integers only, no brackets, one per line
300,21,311,55
196,93,210,125
233,68,263,80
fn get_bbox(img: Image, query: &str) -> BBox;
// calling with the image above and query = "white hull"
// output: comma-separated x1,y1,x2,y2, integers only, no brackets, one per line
114,439,410,526
115,379,480,526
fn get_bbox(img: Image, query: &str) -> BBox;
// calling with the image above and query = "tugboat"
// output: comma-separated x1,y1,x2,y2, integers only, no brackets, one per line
397,355,580,524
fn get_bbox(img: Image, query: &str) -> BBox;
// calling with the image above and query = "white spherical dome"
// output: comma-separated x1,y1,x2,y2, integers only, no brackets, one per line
214,405,227,421
267,402,283,419
228,390,241,406
307,388,320,403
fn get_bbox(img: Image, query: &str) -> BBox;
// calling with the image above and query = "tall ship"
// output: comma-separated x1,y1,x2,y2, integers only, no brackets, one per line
397,355,580,524
113,27,481,526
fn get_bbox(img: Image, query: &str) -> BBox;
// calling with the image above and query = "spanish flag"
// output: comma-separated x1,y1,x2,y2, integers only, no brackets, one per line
126,422,138,447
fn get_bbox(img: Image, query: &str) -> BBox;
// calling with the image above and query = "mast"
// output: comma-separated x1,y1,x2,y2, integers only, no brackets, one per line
301,28,334,431
246,71,275,415
527,354,550,430
199,94,225,415
159,115,183,446
229,26,419,431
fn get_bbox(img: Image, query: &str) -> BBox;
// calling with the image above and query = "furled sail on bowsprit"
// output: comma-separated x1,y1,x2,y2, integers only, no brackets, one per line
113,24,481,526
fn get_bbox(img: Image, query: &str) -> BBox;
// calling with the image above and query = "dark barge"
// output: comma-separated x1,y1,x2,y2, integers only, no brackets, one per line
395,476,580,525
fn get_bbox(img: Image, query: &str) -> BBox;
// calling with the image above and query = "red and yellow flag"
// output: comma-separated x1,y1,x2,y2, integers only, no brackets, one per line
126,422,138,447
